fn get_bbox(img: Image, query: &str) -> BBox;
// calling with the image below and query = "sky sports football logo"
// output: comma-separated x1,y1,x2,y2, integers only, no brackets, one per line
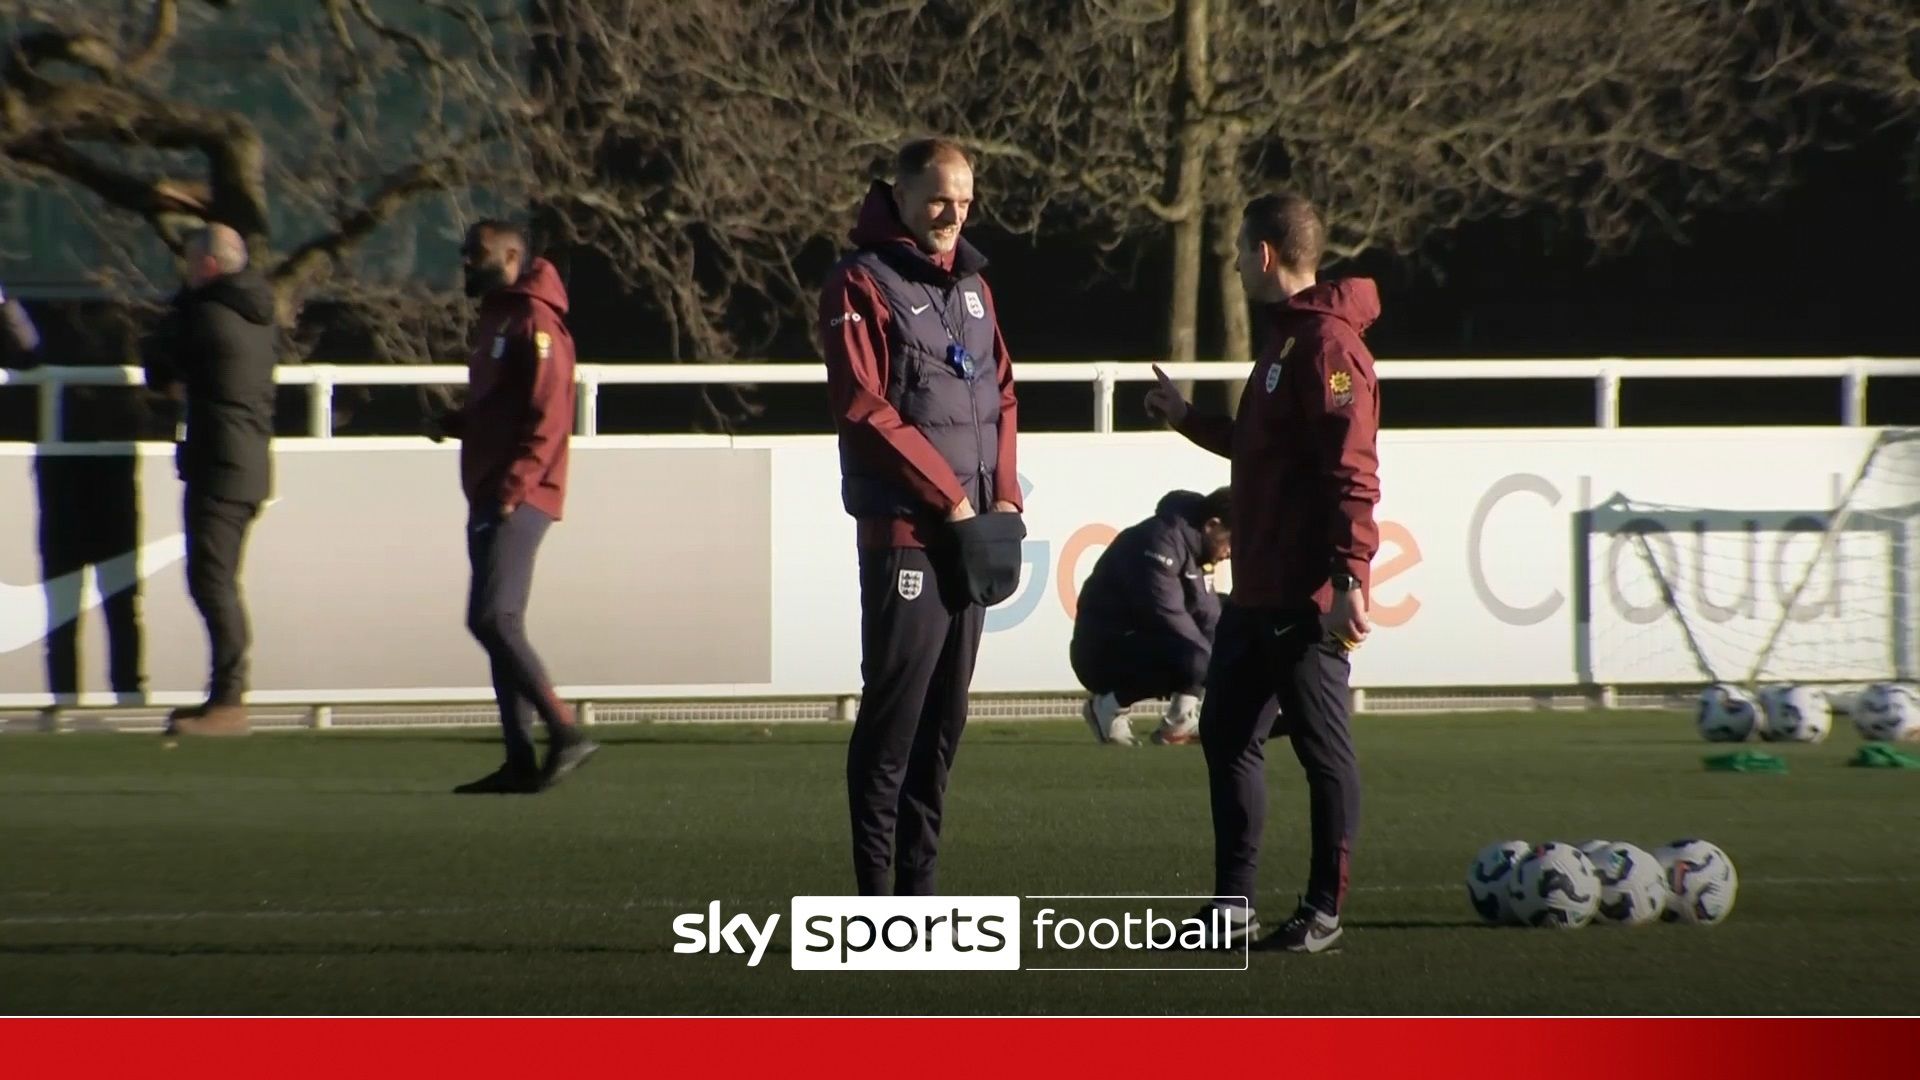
672,896,1249,972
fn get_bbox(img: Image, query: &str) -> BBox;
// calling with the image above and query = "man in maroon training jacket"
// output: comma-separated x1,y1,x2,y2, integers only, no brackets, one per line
434,220,598,794
1147,193,1381,953
821,138,1022,896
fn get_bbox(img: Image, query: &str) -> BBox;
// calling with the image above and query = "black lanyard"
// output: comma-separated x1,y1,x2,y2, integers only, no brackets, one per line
920,284,976,382
920,284,962,342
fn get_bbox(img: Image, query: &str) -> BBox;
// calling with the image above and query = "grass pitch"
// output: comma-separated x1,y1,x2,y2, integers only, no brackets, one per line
3,711,1917,1015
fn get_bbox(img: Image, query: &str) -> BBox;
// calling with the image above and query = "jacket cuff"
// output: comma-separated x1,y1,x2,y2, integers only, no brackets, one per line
1333,556,1371,591
992,474,1022,510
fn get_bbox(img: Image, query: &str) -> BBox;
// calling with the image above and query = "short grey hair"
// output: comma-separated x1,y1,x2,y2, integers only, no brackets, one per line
190,223,249,275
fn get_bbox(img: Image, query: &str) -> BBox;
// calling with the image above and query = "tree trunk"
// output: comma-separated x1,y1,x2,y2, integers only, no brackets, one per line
1165,0,1212,386
1210,125,1251,417
1167,187,1203,369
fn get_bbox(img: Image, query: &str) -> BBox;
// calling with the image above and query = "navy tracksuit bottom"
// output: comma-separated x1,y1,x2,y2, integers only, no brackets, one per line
466,504,573,772
846,546,984,897
1069,627,1209,707
1200,603,1361,917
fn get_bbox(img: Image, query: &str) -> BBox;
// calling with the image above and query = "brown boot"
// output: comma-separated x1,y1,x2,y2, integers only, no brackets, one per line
168,702,251,736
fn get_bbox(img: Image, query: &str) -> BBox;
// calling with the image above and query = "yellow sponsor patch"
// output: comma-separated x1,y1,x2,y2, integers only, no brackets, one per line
1329,369,1354,406
535,330,552,360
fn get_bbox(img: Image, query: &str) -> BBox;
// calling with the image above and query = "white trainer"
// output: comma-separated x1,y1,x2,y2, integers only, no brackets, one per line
1081,692,1133,745
1151,692,1201,745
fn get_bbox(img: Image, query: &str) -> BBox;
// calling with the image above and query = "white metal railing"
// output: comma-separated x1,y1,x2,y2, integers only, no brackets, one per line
4,357,1917,442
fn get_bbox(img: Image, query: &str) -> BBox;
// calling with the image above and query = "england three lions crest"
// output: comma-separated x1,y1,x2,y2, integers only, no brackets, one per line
963,290,985,319
897,569,925,601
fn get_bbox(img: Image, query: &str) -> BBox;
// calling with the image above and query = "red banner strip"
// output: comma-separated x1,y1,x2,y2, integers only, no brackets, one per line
4,1017,1917,1078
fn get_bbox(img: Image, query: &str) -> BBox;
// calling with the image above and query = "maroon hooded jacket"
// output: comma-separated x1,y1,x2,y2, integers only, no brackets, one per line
820,183,1021,549
1177,279,1382,613
447,257,575,521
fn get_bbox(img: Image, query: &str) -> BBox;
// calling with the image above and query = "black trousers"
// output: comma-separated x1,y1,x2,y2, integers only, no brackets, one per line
846,546,985,897
1199,603,1359,916
466,504,571,771
1069,628,1208,707
37,455,143,697
184,490,259,704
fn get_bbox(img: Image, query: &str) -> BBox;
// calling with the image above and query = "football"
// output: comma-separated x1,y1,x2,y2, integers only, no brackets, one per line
1576,839,1613,861
1759,685,1831,743
1507,842,1601,929
1854,683,1920,742
1695,683,1759,742
1655,839,1739,925
1465,840,1532,925
1585,841,1669,926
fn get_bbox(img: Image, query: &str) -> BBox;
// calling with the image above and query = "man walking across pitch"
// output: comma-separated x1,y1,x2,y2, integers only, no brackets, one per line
144,224,277,736
1146,193,1381,952
434,221,597,794
822,138,1025,896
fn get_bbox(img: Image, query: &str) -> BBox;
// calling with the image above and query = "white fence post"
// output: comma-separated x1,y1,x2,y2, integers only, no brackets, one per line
1093,363,1117,434
1595,371,1621,429
37,377,60,442
1841,367,1867,427
308,367,334,439
577,370,600,436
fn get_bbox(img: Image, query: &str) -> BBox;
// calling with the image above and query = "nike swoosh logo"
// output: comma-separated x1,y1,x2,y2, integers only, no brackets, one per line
0,532,189,654
910,303,931,315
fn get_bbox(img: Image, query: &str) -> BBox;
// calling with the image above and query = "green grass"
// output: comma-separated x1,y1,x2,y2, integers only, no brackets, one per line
3,712,1918,1015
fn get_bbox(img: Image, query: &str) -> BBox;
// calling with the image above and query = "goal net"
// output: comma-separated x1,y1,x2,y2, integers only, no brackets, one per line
1585,428,1920,689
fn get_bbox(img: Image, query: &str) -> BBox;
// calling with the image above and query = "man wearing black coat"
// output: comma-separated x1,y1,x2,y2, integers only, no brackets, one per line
1071,487,1232,746
143,224,278,736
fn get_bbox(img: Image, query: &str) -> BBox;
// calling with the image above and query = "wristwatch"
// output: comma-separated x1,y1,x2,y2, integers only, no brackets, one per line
1330,569,1360,592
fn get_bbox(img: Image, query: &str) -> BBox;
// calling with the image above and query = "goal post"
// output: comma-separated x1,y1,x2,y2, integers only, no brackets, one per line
1584,428,1920,692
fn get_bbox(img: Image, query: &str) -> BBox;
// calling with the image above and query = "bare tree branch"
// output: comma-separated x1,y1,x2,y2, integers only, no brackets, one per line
269,139,488,315
3,0,1915,438
126,0,181,74
0,0,534,439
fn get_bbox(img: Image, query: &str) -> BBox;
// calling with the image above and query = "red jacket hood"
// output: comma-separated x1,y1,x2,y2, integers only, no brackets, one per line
846,180,981,278
850,181,918,250
492,257,569,318
1278,277,1380,335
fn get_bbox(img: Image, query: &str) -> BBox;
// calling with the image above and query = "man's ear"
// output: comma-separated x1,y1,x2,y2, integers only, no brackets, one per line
893,175,923,217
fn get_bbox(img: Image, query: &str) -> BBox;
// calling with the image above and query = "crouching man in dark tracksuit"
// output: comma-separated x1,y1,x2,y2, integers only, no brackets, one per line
434,220,598,794
1071,488,1231,747
1147,193,1381,953
822,138,1023,896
